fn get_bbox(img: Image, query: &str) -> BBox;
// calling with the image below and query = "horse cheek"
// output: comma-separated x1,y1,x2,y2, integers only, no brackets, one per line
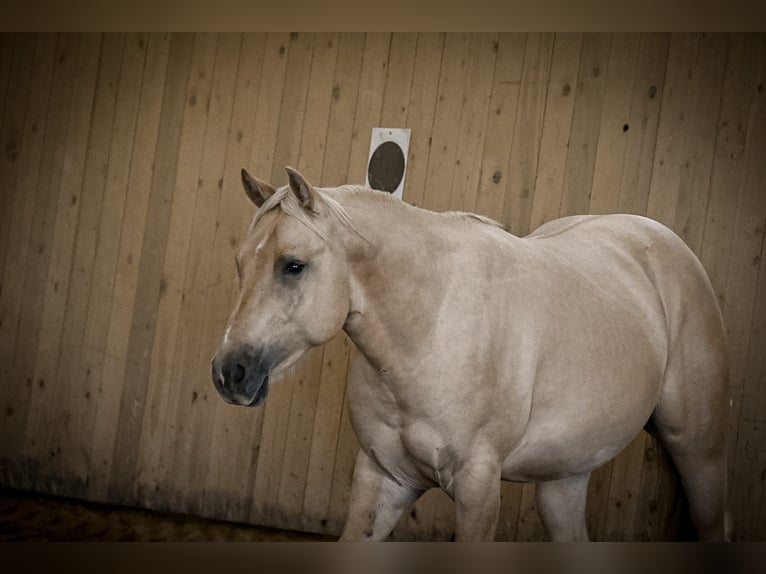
306,283,349,346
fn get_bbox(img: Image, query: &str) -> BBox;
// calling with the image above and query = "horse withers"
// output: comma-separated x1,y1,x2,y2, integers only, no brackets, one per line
211,166,732,541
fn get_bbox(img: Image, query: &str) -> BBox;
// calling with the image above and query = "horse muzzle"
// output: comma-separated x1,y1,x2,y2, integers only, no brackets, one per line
211,345,273,407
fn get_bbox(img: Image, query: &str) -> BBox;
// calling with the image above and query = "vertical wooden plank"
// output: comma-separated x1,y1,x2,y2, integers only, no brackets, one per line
195,33,268,523
699,34,761,312
379,32,417,128
345,33,391,184
108,33,194,503
251,31,315,526
0,36,14,382
268,33,315,184
559,32,611,218
0,34,28,278
166,33,244,514
7,34,80,486
89,32,170,501
275,32,340,530
643,33,696,228
526,33,582,232
133,32,218,510
501,32,555,236
399,32,444,209
645,33,727,235
316,32,365,188
669,33,729,252
0,34,54,472
0,34,15,117
589,33,641,215
740,233,766,540
615,33,670,216
0,33,37,349
24,33,102,492
162,33,241,515
448,33,499,213
725,34,766,540
53,33,125,491
744,229,766,540
300,32,366,533
474,33,526,224
65,33,147,500
241,33,291,190
420,33,471,214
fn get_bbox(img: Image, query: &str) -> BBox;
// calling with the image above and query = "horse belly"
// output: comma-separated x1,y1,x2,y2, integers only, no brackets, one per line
499,313,665,482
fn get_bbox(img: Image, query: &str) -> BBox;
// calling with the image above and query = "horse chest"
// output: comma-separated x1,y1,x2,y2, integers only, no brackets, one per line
361,416,462,492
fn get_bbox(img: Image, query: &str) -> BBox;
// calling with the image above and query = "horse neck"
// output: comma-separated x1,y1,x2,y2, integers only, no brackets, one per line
337,195,459,372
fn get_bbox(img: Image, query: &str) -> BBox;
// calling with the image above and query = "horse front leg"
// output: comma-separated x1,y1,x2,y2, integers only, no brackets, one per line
536,472,591,541
340,450,424,541
453,456,502,541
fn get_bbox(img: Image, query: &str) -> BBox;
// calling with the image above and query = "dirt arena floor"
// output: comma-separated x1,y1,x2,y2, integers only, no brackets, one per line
0,488,334,541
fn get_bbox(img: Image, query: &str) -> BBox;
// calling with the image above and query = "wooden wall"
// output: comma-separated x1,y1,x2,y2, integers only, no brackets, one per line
0,32,764,540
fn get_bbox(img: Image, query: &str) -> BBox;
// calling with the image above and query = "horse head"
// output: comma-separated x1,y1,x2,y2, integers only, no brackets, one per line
211,167,353,407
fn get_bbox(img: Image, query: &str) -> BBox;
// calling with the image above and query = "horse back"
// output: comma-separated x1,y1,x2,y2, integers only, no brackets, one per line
524,213,724,351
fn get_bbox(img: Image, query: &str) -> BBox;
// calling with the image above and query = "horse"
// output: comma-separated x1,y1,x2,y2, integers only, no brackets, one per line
211,166,732,541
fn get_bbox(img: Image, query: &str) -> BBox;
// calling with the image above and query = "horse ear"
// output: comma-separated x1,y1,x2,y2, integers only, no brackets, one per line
285,166,319,213
241,168,275,208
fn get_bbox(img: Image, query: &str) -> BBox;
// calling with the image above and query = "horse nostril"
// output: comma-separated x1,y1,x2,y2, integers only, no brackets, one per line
233,363,246,385
212,361,225,387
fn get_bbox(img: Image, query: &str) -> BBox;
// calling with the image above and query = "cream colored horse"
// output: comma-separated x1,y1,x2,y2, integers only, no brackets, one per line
212,166,731,541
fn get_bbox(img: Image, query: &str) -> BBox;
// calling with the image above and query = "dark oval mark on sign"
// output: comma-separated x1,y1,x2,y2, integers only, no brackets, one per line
368,141,405,193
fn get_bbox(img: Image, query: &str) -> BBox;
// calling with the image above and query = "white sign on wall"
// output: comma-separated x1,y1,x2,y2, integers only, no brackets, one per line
365,127,411,200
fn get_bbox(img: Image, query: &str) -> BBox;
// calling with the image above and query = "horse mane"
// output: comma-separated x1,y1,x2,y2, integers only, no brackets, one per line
250,183,506,240
445,211,505,230
334,185,507,231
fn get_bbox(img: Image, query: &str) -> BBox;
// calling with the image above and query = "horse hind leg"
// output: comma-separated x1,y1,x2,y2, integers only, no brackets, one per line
650,318,732,541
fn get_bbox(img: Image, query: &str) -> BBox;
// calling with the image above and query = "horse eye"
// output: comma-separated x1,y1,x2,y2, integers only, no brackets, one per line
283,260,306,275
